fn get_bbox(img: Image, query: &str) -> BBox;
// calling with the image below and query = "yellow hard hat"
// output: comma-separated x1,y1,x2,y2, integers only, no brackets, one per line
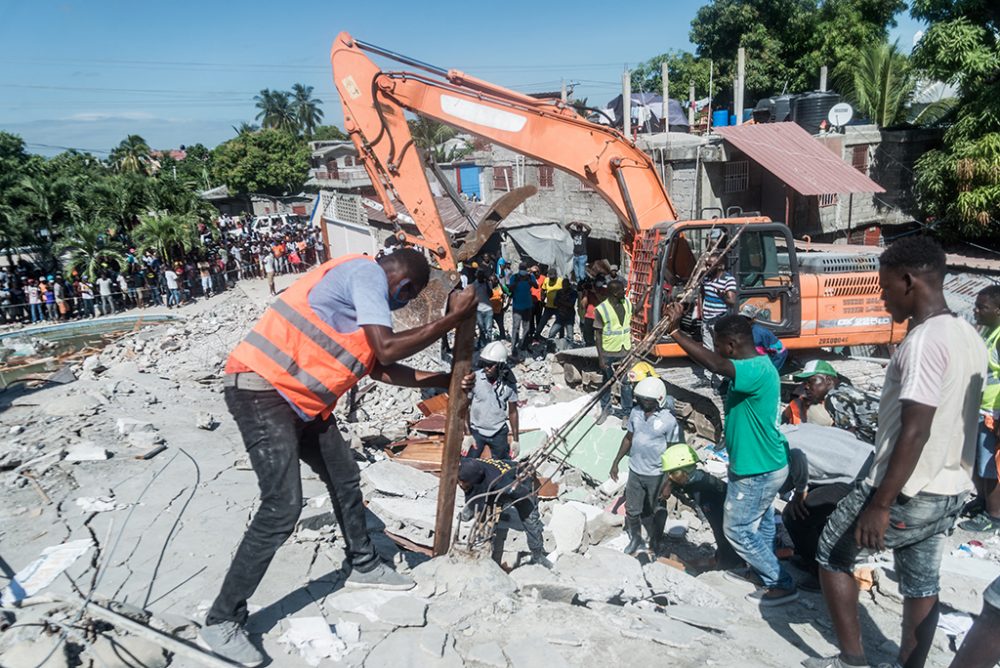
628,361,658,383
661,444,699,473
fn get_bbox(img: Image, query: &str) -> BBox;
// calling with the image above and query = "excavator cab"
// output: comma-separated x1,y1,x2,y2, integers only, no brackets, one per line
640,219,801,344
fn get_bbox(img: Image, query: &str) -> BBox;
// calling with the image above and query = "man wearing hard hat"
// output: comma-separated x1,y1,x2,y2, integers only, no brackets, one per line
463,341,520,460
609,377,683,555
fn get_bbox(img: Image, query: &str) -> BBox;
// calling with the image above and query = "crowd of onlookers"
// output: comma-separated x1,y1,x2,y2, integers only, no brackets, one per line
0,213,327,325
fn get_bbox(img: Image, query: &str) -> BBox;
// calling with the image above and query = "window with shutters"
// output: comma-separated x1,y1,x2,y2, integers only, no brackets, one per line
819,193,838,207
724,161,749,193
851,145,869,173
493,165,513,191
538,165,554,189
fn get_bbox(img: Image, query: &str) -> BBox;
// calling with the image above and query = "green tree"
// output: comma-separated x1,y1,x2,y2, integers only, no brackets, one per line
232,122,260,137
254,89,298,134
834,40,913,127
689,0,904,99
291,83,324,138
630,50,714,100
109,134,153,175
91,173,149,231
911,0,1000,238
132,213,202,264
54,215,128,281
212,128,310,195
311,125,348,141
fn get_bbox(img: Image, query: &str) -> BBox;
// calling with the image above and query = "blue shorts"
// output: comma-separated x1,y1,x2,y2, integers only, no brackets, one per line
817,481,966,598
975,417,998,479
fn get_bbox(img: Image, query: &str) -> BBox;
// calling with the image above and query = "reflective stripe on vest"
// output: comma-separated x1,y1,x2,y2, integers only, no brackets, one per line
228,254,377,419
983,325,1000,411
596,299,632,352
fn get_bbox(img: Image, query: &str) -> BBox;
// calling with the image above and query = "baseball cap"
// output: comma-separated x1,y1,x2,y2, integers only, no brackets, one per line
794,360,837,380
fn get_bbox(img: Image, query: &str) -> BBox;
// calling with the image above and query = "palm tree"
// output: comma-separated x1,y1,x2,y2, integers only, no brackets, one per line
13,175,73,241
835,41,914,129
291,83,324,138
54,212,128,281
132,212,202,264
93,174,149,231
253,89,298,134
0,202,30,267
408,117,458,151
110,134,153,175
232,122,260,137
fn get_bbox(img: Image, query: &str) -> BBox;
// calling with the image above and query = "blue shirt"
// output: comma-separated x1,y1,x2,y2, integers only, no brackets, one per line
307,258,393,334
751,324,788,370
626,407,681,476
507,271,537,312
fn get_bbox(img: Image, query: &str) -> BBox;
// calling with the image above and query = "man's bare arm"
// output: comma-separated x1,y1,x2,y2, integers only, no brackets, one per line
369,362,450,389
362,287,476,366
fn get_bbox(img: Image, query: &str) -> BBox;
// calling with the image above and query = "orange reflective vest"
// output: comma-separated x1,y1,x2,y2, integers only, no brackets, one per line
784,397,806,425
226,254,377,419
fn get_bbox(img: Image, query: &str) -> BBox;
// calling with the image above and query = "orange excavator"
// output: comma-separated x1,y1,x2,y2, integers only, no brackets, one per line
330,32,905,357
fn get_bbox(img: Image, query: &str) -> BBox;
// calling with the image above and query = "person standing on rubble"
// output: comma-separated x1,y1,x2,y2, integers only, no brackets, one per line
463,341,519,461
959,285,1000,532
508,262,537,357
609,377,682,555
457,457,551,568
199,249,478,667
567,221,591,282
662,304,798,606
595,278,633,424
807,236,987,668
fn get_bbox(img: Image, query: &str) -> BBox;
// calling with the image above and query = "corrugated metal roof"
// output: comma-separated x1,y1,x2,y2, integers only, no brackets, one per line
716,122,886,196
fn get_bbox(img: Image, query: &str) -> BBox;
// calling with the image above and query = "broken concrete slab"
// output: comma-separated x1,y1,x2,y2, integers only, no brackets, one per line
126,430,163,449
365,627,464,668
86,634,169,668
642,560,732,610
361,459,439,499
116,417,154,435
277,616,348,666
503,636,570,668
196,412,218,430
549,503,586,554
367,496,441,547
556,546,648,603
509,564,578,604
620,608,709,649
412,555,517,600
662,603,737,632
466,640,508,668
42,393,102,417
419,624,449,658
64,441,110,462
374,595,427,628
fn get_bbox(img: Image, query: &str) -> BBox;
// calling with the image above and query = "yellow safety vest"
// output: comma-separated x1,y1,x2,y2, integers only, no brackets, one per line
596,299,632,353
983,325,1000,412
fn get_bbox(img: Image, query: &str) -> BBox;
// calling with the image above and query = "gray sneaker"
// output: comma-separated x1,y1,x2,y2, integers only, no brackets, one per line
801,656,867,668
345,562,415,591
197,621,264,667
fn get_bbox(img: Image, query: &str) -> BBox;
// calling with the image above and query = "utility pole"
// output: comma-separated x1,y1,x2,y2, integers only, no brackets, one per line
707,60,714,132
819,65,828,92
661,61,669,132
736,47,746,125
561,79,567,103
622,70,632,139
688,81,696,126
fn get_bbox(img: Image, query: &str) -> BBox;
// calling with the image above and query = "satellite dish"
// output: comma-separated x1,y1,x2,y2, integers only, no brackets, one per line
828,102,854,128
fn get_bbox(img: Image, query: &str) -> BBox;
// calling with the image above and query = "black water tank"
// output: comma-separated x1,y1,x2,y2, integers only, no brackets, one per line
791,91,840,134
752,94,794,123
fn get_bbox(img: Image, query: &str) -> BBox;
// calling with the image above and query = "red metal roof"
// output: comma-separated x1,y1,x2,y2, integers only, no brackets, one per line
715,122,885,196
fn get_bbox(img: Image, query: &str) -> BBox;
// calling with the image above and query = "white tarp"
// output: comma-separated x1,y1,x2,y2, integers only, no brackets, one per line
505,223,575,276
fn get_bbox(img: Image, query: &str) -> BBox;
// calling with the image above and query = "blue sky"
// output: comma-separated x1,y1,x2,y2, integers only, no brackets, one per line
0,1,925,156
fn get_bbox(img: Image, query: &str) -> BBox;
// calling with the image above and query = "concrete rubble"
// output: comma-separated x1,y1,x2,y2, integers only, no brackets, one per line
0,275,994,667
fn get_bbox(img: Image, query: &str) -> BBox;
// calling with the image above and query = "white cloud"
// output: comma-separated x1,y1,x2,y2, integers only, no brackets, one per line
65,111,157,122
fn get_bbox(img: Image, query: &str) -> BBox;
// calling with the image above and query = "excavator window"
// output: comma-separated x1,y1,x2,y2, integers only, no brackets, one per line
737,229,795,327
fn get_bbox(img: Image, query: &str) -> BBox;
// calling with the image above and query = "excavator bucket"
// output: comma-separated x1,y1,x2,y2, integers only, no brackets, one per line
394,186,538,330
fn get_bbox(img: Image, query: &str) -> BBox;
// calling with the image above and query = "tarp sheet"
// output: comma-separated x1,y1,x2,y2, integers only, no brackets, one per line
505,224,575,276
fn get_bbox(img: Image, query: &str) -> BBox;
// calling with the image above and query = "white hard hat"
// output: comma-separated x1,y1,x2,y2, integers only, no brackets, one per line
634,377,668,408
480,341,509,365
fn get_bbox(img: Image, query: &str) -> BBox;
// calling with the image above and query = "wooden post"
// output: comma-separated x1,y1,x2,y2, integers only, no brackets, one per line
688,81,696,126
661,61,669,131
736,47,746,125
622,70,632,139
432,317,475,556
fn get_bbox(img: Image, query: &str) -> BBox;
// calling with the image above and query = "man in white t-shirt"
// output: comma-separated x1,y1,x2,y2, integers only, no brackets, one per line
164,266,181,307
96,274,115,315
808,237,988,668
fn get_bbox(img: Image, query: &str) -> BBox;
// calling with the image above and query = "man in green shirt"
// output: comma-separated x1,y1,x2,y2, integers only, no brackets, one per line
664,304,797,606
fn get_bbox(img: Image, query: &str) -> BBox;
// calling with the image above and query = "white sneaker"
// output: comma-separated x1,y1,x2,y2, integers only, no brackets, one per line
198,621,264,667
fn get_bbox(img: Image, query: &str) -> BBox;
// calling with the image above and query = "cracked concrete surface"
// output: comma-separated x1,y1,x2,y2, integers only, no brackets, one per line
0,273,994,667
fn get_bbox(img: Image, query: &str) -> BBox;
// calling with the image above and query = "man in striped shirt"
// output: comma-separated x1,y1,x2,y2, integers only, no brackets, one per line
699,253,737,387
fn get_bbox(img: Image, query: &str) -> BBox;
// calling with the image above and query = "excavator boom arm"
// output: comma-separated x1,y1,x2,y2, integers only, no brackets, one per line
331,31,678,269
